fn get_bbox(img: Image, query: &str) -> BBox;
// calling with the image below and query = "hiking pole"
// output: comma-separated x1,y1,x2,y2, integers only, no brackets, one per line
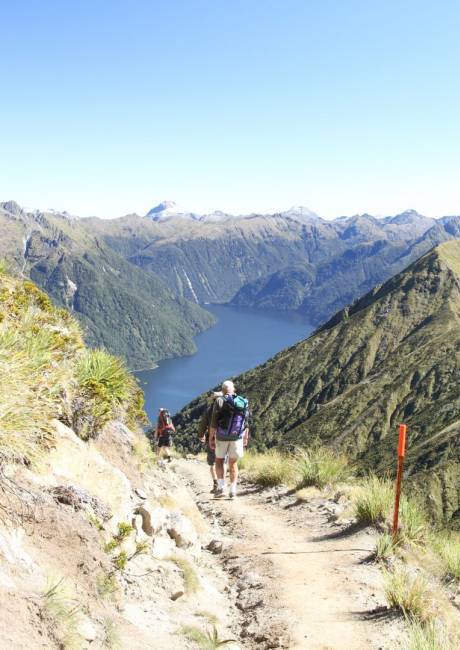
392,424,407,539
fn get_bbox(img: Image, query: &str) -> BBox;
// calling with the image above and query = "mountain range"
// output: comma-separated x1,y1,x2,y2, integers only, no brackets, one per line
175,240,460,526
3,198,460,372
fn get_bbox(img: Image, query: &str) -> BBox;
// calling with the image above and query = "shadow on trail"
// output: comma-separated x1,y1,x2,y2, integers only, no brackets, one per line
311,521,368,541
261,548,371,556
351,606,400,622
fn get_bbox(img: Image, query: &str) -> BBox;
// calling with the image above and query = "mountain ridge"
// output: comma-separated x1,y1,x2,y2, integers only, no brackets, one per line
175,240,460,526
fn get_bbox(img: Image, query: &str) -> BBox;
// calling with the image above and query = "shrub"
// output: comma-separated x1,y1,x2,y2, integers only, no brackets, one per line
96,573,119,600
354,476,393,525
384,568,434,622
293,446,349,489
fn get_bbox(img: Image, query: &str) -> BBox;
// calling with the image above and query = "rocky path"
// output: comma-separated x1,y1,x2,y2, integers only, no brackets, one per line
176,459,398,650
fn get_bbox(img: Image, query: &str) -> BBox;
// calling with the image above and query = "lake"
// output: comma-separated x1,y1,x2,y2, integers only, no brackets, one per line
136,304,313,422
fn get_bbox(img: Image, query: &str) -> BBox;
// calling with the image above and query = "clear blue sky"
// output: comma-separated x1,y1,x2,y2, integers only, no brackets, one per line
1,0,460,219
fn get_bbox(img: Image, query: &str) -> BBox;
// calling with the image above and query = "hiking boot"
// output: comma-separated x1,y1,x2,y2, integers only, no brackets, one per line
210,482,218,494
229,489,237,499
214,487,224,498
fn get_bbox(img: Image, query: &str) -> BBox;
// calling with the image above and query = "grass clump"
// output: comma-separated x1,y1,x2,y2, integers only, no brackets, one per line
375,532,399,562
41,578,82,649
243,450,295,487
293,446,349,489
384,568,434,622
102,617,121,649
430,531,460,582
400,618,456,650
169,555,200,594
354,476,393,525
75,349,146,438
179,625,235,649
96,572,119,600
398,498,428,547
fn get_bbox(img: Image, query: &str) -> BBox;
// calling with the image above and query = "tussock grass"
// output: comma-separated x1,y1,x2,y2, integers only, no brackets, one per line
169,555,200,594
354,476,393,525
384,568,434,622
400,618,455,650
0,278,82,463
102,617,121,649
179,625,235,649
375,532,399,562
76,349,146,437
398,498,428,547
430,531,460,582
133,435,156,472
41,578,82,649
293,446,349,489
243,449,295,487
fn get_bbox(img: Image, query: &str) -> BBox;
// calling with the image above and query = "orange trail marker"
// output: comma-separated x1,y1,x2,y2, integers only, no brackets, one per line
392,424,407,538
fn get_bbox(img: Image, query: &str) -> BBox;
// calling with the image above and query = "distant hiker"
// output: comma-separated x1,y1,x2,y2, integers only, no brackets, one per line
209,380,249,499
155,408,175,460
198,391,223,493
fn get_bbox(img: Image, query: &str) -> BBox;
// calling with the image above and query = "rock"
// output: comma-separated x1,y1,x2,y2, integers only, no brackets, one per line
151,536,177,560
170,590,185,601
77,615,98,642
206,539,224,555
135,488,147,500
166,512,199,550
50,484,112,521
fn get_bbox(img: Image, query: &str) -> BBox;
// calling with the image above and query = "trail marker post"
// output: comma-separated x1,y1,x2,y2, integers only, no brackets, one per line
392,424,407,538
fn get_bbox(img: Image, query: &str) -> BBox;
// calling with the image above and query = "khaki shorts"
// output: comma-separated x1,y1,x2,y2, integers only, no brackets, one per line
215,438,244,460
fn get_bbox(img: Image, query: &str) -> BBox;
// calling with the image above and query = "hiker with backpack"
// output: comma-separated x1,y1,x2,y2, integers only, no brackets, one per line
197,391,223,494
209,380,249,499
155,407,175,460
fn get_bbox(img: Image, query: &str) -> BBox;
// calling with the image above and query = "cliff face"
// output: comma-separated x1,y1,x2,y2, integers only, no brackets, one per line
175,241,460,526
0,271,237,649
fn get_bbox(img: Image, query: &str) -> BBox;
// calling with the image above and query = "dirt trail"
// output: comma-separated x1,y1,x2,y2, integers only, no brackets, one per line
177,459,397,650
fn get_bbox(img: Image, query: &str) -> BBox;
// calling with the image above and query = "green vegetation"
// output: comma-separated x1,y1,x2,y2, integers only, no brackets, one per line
179,625,235,649
177,241,460,526
374,533,399,562
430,532,460,582
354,477,394,525
76,349,146,438
384,568,434,622
294,446,349,489
400,619,457,650
102,617,121,649
240,450,295,487
41,578,82,649
96,573,119,601
0,273,147,463
169,555,200,594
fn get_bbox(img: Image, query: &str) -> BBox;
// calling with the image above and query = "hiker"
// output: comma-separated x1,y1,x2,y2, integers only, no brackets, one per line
197,391,223,493
155,407,175,460
209,380,249,499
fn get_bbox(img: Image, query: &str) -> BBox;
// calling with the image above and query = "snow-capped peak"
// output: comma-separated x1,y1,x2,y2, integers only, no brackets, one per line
145,200,201,222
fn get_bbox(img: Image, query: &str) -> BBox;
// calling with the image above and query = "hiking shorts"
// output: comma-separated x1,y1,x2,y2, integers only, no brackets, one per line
215,438,244,460
158,434,173,448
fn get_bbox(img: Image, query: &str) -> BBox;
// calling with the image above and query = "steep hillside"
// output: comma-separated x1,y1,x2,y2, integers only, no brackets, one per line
0,202,214,368
0,270,239,649
175,241,460,526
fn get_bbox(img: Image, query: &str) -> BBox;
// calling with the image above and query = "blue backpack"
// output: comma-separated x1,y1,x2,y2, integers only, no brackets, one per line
216,395,249,442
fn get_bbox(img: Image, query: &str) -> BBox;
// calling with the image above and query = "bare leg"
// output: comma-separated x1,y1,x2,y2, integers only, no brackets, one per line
210,465,217,481
229,458,238,485
215,457,225,480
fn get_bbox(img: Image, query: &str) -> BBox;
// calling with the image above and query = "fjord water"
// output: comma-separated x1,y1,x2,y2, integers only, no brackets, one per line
137,304,313,422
